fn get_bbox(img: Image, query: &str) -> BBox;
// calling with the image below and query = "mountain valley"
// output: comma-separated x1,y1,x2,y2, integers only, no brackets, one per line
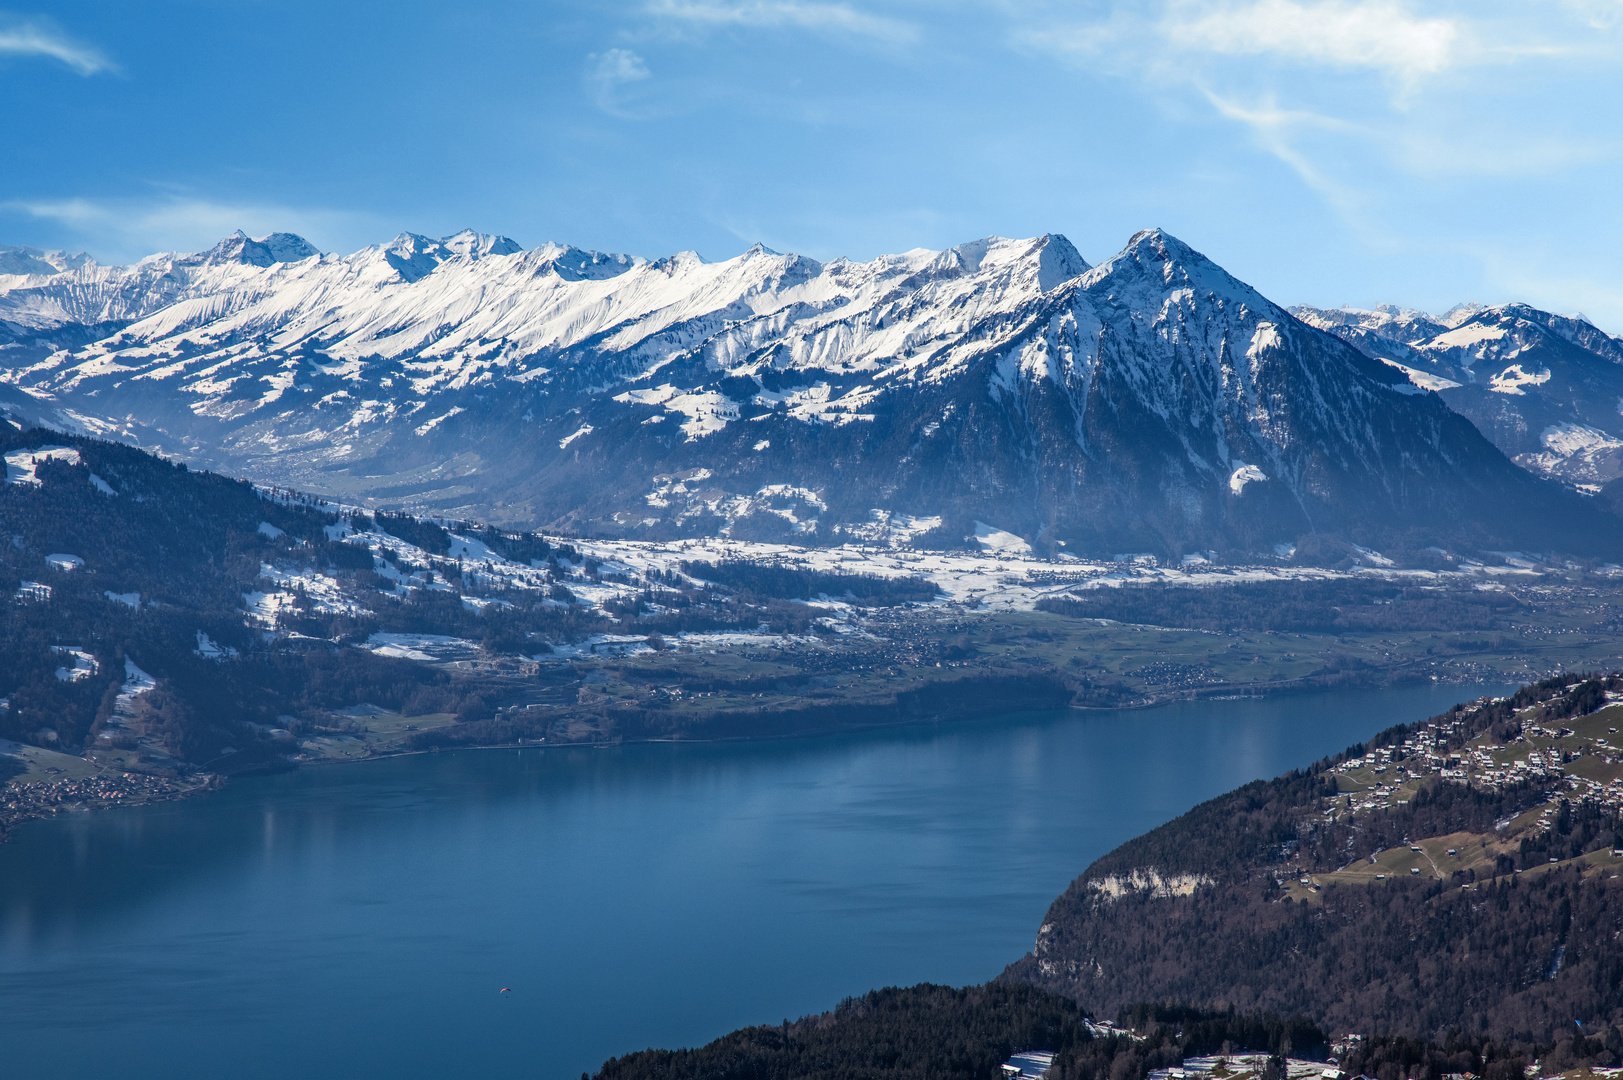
9,228,1623,1080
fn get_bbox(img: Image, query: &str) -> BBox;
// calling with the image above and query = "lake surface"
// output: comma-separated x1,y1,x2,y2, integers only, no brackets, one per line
0,681,1510,1080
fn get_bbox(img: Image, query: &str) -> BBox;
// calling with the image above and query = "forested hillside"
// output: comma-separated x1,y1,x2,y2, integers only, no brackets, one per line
0,426,505,771
592,984,1324,1080
1007,674,1623,1044
591,983,1580,1080
0,427,991,778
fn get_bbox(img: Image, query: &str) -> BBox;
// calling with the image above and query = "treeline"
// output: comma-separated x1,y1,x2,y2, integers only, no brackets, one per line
594,983,1089,1080
592,980,1623,1080
0,429,344,756
681,560,940,607
1009,675,1623,1044
1331,1029,1608,1080
368,511,564,565
594,984,1343,1080
1034,579,1524,634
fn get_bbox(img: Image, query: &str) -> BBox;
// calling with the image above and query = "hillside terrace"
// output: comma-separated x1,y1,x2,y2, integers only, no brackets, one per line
1281,694,1623,902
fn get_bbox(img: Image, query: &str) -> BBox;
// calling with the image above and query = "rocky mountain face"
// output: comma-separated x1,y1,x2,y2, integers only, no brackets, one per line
0,227,1613,559
1294,302,1623,488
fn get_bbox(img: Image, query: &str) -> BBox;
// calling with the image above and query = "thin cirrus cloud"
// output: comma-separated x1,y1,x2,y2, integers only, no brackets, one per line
586,47,653,118
1,195,384,263
1011,0,1600,192
644,0,918,43
1160,0,1461,82
1018,0,1474,85
0,13,113,75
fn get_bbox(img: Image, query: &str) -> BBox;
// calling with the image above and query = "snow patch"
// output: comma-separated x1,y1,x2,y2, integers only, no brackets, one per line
1246,322,1281,359
1378,357,1460,392
104,657,156,731
194,631,237,659
1541,422,1623,458
1489,364,1552,395
45,553,84,571
447,533,504,562
1517,422,1623,483
414,406,464,436
104,590,139,609
559,424,594,448
88,472,116,495
52,646,99,682
1352,545,1396,568
1229,463,1267,494
972,522,1032,556
842,509,944,547
365,632,480,662
1431,322,1506,350
5,445,80,485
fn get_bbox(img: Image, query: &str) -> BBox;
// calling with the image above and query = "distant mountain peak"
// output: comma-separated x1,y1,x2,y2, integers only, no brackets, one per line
0,244,94,277
1102,228,1207,275
1440,302,1486,327
440,229,523,258
4,224,1616,559
257,232,321,262
379,230,521,282
1033,233,1088,292
197,230,319,268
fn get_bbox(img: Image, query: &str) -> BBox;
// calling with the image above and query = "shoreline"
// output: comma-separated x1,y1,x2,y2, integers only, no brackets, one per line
0,770,223,842
0,666,1522,843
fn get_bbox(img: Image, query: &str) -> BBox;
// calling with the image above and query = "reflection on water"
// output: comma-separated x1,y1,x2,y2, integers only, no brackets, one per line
0,681,1509,1080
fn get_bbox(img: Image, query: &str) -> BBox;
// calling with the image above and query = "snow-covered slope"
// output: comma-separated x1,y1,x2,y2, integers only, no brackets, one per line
1294,302,1623,486
0,228,1608,558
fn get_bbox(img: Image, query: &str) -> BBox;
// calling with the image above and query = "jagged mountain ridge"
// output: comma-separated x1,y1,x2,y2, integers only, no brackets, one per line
0,227,1612,558
1294,302,1623,487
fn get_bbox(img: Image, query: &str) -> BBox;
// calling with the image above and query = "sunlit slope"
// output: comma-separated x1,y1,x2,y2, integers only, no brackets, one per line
3,228,1614,558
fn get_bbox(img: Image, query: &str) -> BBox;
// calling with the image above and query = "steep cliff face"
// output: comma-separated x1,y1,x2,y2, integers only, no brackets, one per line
1,227,1609,557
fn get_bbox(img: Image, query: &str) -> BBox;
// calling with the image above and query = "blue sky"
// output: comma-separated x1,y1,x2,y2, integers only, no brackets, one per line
2,1,1620,328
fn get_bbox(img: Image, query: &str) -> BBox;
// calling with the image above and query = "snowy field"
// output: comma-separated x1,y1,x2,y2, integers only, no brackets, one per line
245,504,1563,636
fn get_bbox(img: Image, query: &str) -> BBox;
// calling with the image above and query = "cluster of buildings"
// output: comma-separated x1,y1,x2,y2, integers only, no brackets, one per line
1327,697,1623,821
0,771,201,834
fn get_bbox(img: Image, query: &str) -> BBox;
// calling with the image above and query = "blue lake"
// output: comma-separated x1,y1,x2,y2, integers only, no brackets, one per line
0,681,1510,1080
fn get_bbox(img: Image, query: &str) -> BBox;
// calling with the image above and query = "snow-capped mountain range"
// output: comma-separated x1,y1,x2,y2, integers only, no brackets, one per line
0,228,1615,558
1293,302,1623,488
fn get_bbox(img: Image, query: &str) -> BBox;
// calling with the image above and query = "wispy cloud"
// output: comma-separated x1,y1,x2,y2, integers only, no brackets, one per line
1017,1,1571,94
586,48,653,118
1162,0,1460,83
1003,0,1623,298
1560,0,1623,30
0,13,114,76
646,0,917,43
1201,91,1370,210
1,194,383,263
1013,1,1611,206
